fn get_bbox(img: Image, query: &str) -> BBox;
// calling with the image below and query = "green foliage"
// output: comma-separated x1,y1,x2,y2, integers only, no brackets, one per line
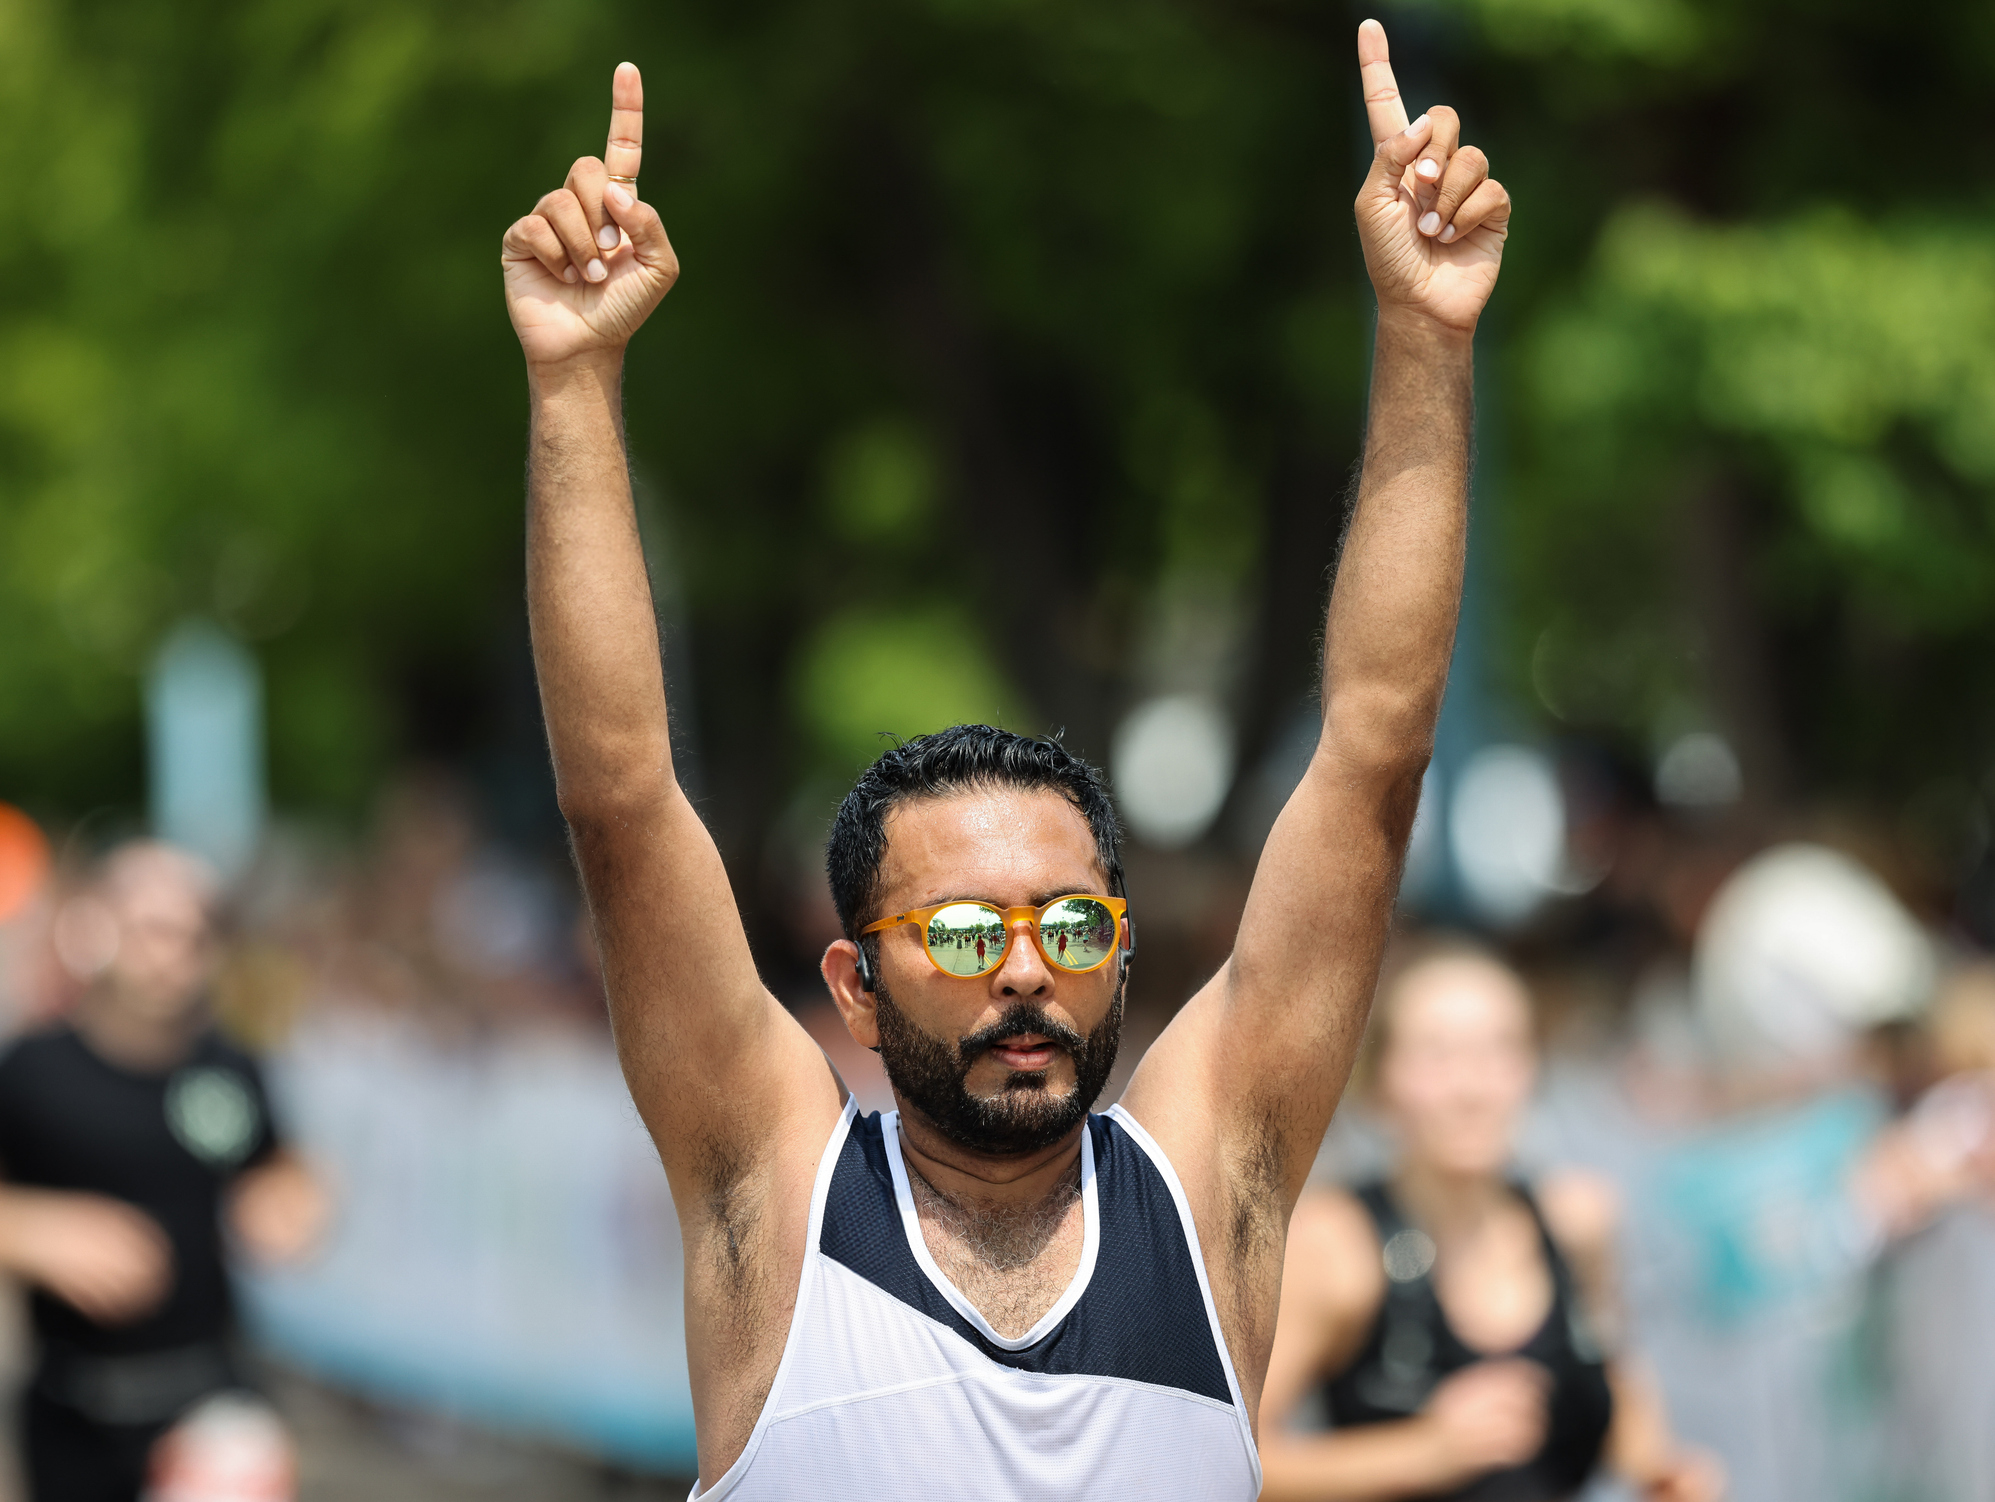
1454,0,1705,62
2,0,1989,850
1528,206,1995,623
821,418,938,544
1,0,1368,838
0,0,591,814
1470,0,1995,802
791,604,1018,774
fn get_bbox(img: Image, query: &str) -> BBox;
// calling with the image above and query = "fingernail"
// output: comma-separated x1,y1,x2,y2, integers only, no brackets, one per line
1419,212,1441,236
1439,223,1457,243
563,265,579,283
1417,158,1441,180
1409,113,1430,135
605,183,631,210
586,257,607,282
597,223,620,249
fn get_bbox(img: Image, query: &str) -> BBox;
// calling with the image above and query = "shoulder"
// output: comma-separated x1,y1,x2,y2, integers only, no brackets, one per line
0,1025,83,1089
187,1030,276,1101
1286,1185,1387,1316
0,1027,92,1161
1276,1186,1389,1381
1533,1167,1620,1263
1533,1167,1622,1310
0,1023,77,1064
192,1028,264,1072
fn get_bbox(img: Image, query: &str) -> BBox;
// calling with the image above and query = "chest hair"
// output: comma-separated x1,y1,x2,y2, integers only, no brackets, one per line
908,1158,1085,1340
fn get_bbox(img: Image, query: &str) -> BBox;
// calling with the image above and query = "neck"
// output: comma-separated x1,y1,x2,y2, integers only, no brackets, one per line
894,1101,1086,1217
73,989,200,1073
1390,1156,1513,1244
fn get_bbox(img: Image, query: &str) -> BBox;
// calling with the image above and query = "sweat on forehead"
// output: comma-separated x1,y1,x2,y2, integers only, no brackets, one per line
877,788,1105,893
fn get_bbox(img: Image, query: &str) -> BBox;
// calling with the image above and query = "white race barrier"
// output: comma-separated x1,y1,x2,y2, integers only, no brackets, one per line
240,1010,695,1472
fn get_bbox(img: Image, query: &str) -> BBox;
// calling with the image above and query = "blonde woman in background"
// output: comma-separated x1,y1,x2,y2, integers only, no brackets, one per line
1259,944,1720,1502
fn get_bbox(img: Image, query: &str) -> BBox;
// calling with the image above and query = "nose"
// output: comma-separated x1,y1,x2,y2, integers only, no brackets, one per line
992,917,1051,997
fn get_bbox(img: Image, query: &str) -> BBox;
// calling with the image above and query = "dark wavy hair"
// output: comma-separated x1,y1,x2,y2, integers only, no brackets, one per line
826,724,1124,983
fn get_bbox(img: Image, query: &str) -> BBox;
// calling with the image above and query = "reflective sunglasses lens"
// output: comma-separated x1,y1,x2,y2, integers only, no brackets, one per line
1039,898,1118,972
925,903,1008,976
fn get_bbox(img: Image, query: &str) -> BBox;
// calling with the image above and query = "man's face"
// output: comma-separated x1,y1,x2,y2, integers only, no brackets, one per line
101,849,217,1026
856,787,1123,1157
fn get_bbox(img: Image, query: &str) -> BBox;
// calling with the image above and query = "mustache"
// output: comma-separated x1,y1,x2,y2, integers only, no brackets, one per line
957,1004,1087,1066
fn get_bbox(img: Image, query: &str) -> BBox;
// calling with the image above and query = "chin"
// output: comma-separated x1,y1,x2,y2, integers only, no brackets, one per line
998,1066,1079,1094
1436,1152,1508,1179
122,988,206,1026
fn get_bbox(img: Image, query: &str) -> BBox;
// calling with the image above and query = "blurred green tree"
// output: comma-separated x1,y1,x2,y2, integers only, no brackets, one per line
1445,0,1995,862
0,0,1370,878
2,0,1989,907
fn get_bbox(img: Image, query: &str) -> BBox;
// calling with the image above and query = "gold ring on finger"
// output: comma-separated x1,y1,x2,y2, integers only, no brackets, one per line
607,174,637,184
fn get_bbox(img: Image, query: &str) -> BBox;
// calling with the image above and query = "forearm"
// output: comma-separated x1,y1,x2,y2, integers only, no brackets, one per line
526,355,677,821
1319,315,1472,779
229,1151,330,1264
1260,1420,1473,1502
1606,1359,1695,1486
1166,323,1472,1148
0,1185,47,1277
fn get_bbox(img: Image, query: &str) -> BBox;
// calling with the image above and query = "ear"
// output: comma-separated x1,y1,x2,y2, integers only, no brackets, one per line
822,939,881,1051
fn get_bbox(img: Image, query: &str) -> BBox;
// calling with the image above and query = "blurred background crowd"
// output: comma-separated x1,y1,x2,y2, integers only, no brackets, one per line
3,0,1994,1496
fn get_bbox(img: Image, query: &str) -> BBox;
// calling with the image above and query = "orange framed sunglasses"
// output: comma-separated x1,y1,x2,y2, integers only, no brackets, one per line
861,894,1131,979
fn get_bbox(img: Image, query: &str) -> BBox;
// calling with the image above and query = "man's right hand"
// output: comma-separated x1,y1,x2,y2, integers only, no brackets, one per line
0,1189,173,1325
1419,1358,1551,1480
502,62,680,372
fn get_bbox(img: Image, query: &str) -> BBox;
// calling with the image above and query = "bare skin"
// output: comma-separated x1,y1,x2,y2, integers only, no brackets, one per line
1259,955,1723,1502
505,19,1502,1487
909,1149,1083,1339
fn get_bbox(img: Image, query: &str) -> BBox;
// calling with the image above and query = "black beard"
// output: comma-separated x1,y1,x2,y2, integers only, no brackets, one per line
873,977,1124,1157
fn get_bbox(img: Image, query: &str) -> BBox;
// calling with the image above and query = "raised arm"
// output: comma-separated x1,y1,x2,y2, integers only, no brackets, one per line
504,65,838,1194
1125,17,1507,1281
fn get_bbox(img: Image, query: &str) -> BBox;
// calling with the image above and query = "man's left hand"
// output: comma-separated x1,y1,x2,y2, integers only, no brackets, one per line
1352,18,1510,337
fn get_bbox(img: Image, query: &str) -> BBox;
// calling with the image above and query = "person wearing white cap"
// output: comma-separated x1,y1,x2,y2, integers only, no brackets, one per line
1637,843,1995,1502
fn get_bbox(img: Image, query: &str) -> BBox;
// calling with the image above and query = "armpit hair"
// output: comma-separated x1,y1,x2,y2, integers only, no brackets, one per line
695,1133,759,1286
1220,1098,1295,1358
1226,1097,1292,1269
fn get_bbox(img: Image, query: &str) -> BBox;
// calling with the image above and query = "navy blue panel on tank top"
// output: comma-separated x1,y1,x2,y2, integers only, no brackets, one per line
816,1112,1233,1405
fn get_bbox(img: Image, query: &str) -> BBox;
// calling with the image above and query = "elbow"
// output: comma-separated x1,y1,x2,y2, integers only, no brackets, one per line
549,722,680,833
1320,683,1438,789
554,763,681,837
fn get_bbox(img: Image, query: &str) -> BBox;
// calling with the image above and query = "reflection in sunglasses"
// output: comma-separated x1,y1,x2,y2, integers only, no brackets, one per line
926,903,1011,977
919,898,1119,976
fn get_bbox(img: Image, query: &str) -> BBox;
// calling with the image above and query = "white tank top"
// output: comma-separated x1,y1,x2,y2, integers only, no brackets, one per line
689,1100,1261,1500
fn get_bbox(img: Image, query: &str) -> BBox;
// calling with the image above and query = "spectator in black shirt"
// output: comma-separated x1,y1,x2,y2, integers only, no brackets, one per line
0,842,326,1502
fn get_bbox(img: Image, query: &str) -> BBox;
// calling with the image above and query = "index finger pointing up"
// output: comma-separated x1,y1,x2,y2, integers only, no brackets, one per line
606,61,644,182
1357,19,1410,145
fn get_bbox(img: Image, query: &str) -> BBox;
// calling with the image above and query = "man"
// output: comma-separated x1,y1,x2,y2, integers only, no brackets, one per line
0,843,325,1502
502,17,1506,1496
